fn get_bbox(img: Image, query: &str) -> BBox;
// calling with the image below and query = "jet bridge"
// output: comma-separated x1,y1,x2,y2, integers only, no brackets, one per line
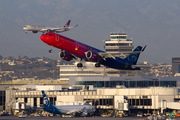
160,99,180,113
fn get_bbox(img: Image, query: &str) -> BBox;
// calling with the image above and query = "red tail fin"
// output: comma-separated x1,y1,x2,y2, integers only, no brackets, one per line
64,20,71,28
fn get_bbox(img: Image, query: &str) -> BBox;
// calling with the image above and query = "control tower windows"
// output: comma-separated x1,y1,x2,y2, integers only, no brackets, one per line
111,36,127,39
106,49,132,51
105,43,130,46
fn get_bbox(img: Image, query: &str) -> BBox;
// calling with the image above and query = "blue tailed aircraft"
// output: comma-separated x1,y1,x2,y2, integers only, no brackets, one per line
42,91,95,117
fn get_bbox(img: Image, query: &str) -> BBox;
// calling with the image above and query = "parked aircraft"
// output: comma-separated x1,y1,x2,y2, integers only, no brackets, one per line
40,32,148,70
23,20,78,34
42,90,95,117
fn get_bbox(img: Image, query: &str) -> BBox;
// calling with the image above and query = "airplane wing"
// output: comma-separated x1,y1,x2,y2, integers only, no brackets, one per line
98,45,146,59
41,24,78,33
41,28,64,32
32,107,43,110
49,28,64,31
68,24,78,29
98,51,143,59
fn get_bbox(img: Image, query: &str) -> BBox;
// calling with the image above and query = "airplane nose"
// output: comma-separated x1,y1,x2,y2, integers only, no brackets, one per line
40,35,46,42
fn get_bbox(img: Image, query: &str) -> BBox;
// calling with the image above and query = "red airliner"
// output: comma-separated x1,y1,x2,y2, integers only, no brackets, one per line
40,32,147,70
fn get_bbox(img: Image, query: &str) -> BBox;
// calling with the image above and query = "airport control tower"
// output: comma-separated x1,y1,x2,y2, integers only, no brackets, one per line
104,32,133,58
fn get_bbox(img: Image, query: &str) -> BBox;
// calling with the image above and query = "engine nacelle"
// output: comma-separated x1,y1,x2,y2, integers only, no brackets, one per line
32,31,38,33
47,29,54,32
85,51,99,61
59,51,73,61
82,110,88,116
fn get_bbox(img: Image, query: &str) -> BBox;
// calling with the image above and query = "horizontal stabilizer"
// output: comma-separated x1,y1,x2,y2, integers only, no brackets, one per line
142,45,147,52
131,65,151,68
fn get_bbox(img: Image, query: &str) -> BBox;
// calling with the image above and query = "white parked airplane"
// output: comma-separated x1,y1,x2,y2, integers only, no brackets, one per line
42,90,95,117
23,20,78,34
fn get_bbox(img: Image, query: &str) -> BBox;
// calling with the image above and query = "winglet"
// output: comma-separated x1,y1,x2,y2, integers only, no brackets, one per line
142,45,147,52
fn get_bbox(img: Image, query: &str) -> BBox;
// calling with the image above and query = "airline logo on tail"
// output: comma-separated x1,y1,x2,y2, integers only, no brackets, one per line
43,96,49,106
64,20,71,31
126,46,142,64
42,91,51,108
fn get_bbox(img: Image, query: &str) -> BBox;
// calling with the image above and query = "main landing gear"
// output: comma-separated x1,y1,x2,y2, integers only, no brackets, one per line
77,58,83,68
77,62,100,68
77,63,83,67
95,63,100,67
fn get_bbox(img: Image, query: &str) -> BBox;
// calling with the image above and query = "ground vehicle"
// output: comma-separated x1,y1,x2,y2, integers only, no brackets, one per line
137,111,143,117
34,113,40,117
18,111,27,118
19,113,27,118
175,110,180,117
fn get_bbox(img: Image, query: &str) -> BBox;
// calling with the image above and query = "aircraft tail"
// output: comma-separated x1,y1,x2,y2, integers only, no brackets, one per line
125,46,145,65
42,90,52,108
64,20,71,28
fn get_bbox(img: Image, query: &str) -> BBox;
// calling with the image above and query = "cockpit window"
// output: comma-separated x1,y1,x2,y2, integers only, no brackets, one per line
45,33,52,36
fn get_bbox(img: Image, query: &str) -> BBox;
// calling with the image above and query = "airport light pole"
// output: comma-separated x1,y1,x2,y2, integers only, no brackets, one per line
152,78,158,116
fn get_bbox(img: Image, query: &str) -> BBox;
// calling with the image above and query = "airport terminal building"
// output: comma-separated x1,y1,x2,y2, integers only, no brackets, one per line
4,75,180,115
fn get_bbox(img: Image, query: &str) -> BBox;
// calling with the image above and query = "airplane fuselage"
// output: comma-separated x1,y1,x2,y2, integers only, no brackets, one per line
23,25,65,33
44,105,94,115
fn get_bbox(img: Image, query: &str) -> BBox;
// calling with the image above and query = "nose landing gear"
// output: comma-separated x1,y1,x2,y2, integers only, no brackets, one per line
49,49,52,53
49,46,54,53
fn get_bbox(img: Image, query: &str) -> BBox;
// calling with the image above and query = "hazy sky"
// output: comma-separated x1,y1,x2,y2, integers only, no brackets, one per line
0,0,180,64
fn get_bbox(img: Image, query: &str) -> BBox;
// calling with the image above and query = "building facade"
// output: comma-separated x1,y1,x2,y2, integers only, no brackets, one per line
69,76,179,88
57,62,106,81
172,57,180,76
0,85,9,111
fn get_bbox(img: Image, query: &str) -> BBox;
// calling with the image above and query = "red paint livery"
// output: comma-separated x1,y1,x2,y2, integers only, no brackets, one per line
40,32,104,62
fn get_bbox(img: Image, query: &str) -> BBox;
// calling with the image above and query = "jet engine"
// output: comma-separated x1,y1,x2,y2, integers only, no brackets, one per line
81,110,88,116
32,31,38,33
59,51,73,61
47,29,54,32
85,51,99,61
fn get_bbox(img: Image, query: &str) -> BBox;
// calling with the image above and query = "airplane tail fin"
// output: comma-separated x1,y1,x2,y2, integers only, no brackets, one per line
42,90,52,108
64,20,71,28
125,46,146,65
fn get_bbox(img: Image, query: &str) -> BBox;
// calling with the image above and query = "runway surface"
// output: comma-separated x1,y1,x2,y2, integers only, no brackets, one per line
1,116,180,120
0,116,150,120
